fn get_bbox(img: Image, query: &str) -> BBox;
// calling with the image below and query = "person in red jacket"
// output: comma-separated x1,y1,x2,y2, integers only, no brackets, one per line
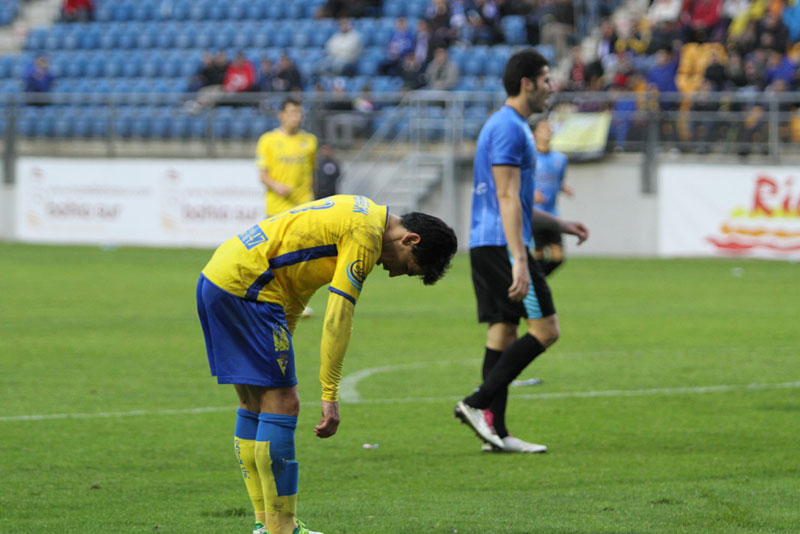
61,0,93,22
224,52,257,93
681,0,722,42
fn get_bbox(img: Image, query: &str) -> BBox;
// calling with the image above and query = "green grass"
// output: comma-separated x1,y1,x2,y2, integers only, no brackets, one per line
1,243,798,533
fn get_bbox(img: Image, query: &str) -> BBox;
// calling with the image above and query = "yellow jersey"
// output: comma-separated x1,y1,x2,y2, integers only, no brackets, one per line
201,195,388,401
256,128,317,216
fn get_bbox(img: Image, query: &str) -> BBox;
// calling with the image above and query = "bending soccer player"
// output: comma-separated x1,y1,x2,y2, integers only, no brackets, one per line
197,195,457,534
531,116,573,276
455,49,588,453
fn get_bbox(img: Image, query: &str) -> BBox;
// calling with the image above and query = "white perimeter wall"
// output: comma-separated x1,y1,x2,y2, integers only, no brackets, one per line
3,156,797,260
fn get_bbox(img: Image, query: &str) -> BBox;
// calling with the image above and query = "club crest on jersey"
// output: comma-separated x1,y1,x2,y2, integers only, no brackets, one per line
277,357,289,376
347,260,365,291
273,326,290,352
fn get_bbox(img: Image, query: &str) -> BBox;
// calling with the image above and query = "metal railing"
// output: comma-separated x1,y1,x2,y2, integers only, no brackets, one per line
2,89,799,184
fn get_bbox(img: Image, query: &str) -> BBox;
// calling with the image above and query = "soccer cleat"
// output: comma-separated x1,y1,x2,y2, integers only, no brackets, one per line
482,436,547,453
293,519,323,534
253,522,267,534
454,401,504,449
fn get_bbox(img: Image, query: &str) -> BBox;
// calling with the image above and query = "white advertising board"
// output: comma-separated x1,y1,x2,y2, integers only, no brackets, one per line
15,158,264,247
658,164,800,260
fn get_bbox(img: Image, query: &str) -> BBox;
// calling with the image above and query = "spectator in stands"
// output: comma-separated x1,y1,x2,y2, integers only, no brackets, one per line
469,0,503,45
256,58,275,93
680,0,723,43
61,0,93,22
321,18,363,76
596,19,619,71
724,51,748,89
758,12,790,53
400,51,426,91
324,78,353,111
764,49,795,86
449,0,475,44
23,55,55,106
690,80,720,153
379,17,415,76
423,47,460,90
646,47,679,99
784,2,800,43
188,51,227,93
541,0,575,61
703,48,727,90
647,0,683,52
223,52,256,95
353,84,376,113
565,45,588,91
426,0,455,49
273,54,303,93
316,0,379,18
314,144,341,200
414,19,434,67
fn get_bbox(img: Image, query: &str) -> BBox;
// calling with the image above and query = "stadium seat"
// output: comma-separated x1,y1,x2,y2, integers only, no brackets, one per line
501,16,526,45
265,1,285,20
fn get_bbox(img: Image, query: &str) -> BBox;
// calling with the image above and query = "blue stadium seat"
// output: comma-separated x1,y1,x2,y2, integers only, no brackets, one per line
65,55,87,78
214,27,236,49
133,1,154,22
245,1,265,20
265,1,284,20
311,21,336,48
189,1,209,21
383,0,403,18
228,1,247,20
273,26,292,48
84,55,106,78
284,2,304,19
25,28,47,50
111,2,134,22
207,2,228,20
534,45,555,65
501,16,526,45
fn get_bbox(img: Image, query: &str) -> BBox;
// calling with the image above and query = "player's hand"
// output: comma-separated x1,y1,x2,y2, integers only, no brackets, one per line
534,190,546,204
508,258,530,302
561,221,589,245
271,182,293,198
314,400,340,438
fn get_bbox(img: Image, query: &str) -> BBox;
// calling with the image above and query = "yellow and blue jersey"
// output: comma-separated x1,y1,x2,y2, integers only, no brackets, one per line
256,128,317,215
201,195,388,401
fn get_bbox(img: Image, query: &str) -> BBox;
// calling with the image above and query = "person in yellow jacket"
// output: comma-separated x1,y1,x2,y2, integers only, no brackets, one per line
196,195,458,534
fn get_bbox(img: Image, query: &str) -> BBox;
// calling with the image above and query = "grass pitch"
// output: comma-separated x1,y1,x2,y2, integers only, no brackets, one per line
0,243,798,533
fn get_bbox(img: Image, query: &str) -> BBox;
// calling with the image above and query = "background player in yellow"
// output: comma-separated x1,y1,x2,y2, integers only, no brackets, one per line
256,97,318,217
256,96,318,318
196,195,458,534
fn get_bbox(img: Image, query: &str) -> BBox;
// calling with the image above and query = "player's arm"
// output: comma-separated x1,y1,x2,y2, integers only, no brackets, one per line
314,225,381,438
494,165,529,302
256,135,292,197
532,208,589,245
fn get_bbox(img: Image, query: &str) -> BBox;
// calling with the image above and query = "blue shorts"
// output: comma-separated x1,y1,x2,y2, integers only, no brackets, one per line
196,274,297,388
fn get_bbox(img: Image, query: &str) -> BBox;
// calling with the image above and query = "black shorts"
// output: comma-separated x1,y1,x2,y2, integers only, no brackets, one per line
470,245,556,324
533,228,563,249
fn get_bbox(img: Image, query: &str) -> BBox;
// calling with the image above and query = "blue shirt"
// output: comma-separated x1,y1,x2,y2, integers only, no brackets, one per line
469,105,536,249
533,149,568,216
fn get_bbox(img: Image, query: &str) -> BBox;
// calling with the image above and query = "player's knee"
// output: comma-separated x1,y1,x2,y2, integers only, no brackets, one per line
528,322,559,348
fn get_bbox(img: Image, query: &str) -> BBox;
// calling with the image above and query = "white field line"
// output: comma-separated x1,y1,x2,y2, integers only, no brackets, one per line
2,381,799,423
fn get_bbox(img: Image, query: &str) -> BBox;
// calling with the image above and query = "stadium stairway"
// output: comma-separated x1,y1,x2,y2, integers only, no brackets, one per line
0,0,61,53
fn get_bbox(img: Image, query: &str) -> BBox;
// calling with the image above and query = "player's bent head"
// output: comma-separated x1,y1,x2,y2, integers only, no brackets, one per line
503,48,549,97
400,212,458,286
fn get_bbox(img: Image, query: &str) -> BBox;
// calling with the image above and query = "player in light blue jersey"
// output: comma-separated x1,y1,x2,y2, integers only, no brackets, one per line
532,116,573,276
455,49,589,454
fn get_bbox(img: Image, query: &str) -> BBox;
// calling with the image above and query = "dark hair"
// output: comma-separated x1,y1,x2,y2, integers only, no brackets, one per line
502,48,549,97
400,212,458,285
280,96,302,111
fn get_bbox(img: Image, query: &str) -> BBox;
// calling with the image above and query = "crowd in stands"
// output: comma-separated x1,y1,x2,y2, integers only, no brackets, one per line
554,0,800,151
8,0,800,148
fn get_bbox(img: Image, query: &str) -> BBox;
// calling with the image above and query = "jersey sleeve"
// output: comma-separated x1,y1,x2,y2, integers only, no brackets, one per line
318,224,382,401
490,121,526,167
255,133,271,170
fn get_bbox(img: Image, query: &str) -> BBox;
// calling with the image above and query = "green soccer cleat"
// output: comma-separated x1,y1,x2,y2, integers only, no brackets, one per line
253,521,267,534
293,518,324,534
